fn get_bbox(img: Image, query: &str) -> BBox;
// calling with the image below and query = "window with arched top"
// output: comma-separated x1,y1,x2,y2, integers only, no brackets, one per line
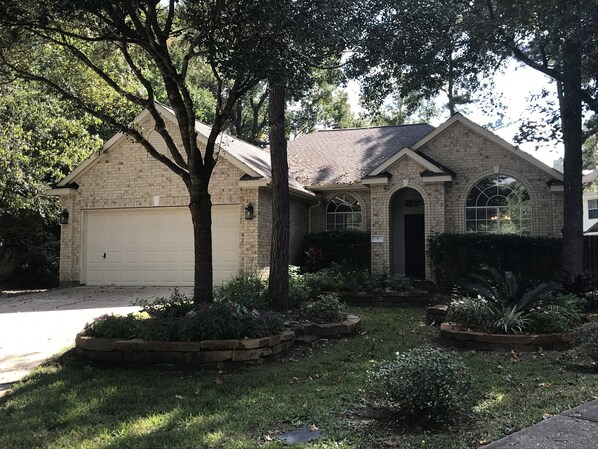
465,175,531,234
326,194,362,230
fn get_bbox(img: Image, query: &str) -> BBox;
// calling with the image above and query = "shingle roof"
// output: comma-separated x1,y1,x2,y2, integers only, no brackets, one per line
287,124,435,186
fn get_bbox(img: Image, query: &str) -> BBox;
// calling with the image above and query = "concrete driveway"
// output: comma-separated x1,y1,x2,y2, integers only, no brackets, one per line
0,286,192,393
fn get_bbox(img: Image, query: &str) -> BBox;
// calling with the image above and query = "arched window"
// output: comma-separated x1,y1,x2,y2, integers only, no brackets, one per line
466,175,531,234
326,194,362,230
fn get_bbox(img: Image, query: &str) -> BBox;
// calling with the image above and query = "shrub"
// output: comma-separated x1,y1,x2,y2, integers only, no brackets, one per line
303,263,376,292
138,317,181,341
527,305,581,334
382,273,414,291
428,233,562,285
181,302,284,341
367,347,474,425
447,296,497,332
299,294,347,323
83,302,284,342
575,322,598,365
288,267,311,309
492,306,528,334
134,289,194,318
215,274,268,310
301,229,370,272
83,314,140,339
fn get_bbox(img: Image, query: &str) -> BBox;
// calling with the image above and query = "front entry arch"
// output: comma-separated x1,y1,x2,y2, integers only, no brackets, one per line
390,188,425,278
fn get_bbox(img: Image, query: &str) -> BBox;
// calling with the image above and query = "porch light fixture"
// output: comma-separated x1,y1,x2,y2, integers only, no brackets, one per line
244,203,254,220
59,209,69,225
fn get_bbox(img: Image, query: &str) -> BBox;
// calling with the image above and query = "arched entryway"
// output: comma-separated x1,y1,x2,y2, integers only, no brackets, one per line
390,188,425,278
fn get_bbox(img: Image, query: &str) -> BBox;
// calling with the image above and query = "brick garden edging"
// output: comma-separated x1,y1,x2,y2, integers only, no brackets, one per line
440,323,575,352
75,315,361,369
426,304,448,324
328,290,430,307
289,314,361,343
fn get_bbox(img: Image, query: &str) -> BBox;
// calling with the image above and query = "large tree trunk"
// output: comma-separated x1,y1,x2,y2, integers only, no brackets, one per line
561,38,584,278
189,186,213,303
268,83,289,312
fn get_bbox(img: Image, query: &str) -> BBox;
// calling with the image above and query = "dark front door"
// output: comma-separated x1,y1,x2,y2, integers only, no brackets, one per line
404,214,425,278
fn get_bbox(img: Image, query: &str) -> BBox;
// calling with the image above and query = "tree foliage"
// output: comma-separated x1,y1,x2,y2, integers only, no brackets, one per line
349,0,498,116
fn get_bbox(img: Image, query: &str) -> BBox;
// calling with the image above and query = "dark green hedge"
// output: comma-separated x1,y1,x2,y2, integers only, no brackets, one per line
301,229,371,272
428,233,562,285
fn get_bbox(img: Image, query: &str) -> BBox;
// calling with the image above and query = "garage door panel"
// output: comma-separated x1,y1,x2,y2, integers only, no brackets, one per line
85,207,239,286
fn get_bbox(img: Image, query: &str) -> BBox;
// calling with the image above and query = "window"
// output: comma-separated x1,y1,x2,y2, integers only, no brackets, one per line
326,194,362,230
466,175,531,234
589,199,598,219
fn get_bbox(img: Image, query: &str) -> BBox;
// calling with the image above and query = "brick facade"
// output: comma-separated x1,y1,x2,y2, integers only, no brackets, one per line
313,121,563,279
57,113,563,285
58,115,312,285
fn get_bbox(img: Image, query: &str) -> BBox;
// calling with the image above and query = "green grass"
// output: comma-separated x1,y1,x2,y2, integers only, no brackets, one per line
1,307,597,449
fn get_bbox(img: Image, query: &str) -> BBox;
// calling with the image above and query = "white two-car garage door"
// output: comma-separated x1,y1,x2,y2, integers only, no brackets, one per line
84,206,239,286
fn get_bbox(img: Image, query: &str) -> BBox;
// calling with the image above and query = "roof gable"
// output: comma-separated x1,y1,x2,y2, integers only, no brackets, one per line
368,147,448,176
412,113,564,181
56,104,310,195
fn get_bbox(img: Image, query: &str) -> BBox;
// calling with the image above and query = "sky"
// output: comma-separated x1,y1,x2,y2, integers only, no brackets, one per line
345,60,564,169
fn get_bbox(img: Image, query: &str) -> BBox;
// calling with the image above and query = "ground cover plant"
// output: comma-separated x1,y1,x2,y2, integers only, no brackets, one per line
3,307,598,449
448,269,585,334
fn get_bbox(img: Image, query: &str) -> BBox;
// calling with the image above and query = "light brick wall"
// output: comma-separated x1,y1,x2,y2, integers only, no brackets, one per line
419,121,563,237
312,121,563,280
58,117,260,284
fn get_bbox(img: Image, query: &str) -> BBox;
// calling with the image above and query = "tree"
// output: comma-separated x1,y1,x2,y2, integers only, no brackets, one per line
348,0,498,117
0,81,103,286
353,0,598,277
477,0,598,277
287,70,362,138
0,1,270,302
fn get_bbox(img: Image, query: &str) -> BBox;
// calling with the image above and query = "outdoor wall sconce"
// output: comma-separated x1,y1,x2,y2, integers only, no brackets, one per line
244,203,254,220
59,209,69,225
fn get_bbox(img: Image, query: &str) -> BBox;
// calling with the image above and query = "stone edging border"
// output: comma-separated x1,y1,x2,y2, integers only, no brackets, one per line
76,315,361,369
440,322,575,352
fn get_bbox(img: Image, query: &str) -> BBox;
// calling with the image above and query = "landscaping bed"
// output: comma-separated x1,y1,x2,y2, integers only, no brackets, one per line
440,322,575,352
75,316,362,368
75,331,295,368
3,307,598,449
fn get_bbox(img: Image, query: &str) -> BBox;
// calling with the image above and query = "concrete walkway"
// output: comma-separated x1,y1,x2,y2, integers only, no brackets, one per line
481,400,598,448
0,286,191,393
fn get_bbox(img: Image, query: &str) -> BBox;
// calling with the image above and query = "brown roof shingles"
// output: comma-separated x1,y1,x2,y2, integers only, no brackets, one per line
287,124,435,186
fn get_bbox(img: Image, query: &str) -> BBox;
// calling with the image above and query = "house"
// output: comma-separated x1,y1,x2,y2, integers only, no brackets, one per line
583,168,598,234
49,105,564,286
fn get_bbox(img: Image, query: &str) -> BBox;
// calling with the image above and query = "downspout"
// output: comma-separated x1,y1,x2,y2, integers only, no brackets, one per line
308,198,322,231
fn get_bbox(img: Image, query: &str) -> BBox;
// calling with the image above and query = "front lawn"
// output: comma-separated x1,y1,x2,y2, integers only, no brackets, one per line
1,307,597,449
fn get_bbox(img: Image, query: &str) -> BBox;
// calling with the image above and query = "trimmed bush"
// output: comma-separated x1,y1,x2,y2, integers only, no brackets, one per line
428,233,562,285
299,294,347,323
301,229,370,272
214,274,268,311
134,288,194,318
367,347,474,425
83,313,141,339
